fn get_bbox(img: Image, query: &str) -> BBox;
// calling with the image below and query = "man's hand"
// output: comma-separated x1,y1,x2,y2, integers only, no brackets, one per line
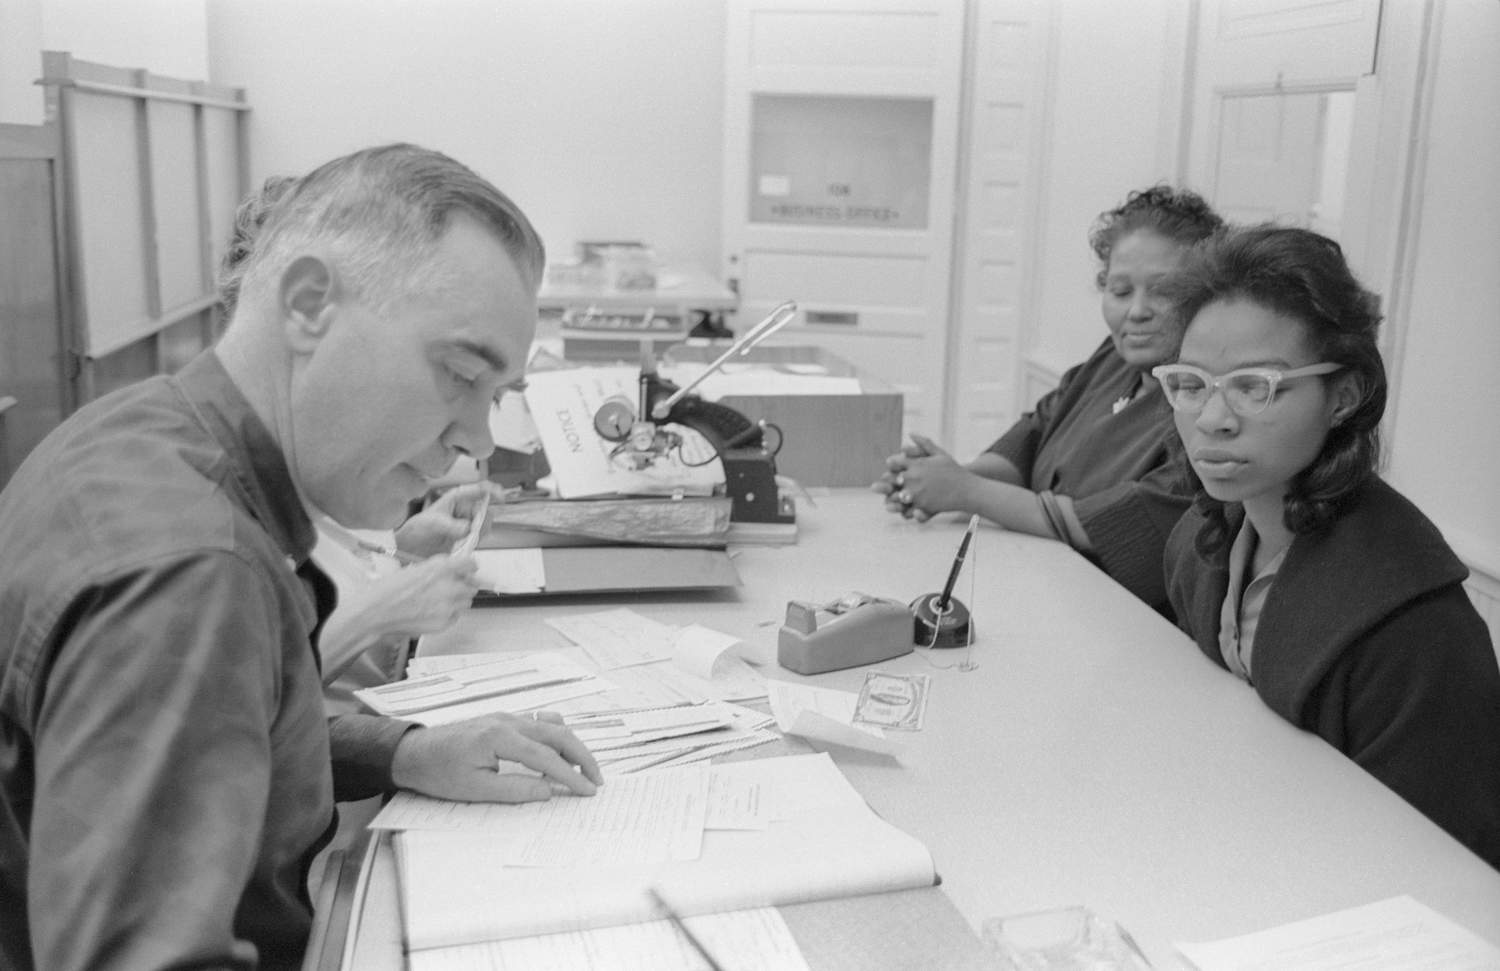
395,481,509,558
353,554,481,639
391,711,603,803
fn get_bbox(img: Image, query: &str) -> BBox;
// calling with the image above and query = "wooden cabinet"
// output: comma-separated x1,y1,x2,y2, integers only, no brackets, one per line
40,52,250,401
1,54,251,478
0,121,69,484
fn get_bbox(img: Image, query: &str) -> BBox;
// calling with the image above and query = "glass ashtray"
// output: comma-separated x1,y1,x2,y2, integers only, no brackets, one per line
981,906,1153,971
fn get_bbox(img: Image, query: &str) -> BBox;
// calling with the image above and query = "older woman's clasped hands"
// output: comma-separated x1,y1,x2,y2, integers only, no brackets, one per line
873,434,970,523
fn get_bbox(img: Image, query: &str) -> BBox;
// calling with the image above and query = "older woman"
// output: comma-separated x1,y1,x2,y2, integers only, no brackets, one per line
1157,224,1500,869
873,185,1224,611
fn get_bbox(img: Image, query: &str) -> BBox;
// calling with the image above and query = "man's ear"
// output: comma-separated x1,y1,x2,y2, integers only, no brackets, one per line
279,255,337,355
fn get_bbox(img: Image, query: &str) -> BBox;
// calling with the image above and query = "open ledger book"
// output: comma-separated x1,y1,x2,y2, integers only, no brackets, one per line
391,753,937,955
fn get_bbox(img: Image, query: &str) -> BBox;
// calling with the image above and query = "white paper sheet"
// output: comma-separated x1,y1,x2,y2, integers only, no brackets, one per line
547,608,767,703
705,772,768,831
375,763,709,867
407,907,811,971
395,753,937,951
523,365,723,499
354,652,607,721
548,609,678,668
766,680,897,756
570,705,736,751
1175,895,1500,970
671,624,743,679
472,547,546,594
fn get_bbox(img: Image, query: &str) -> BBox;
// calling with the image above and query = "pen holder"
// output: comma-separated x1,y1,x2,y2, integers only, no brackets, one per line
910,593,973,649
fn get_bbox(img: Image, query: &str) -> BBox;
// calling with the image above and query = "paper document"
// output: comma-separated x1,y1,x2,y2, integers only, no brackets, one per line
768,680,897,755
548,608,767,703
583,703,778,776
394,753,937,951
548,609,678,668
523,365,723,499
400,646,777,771
407,907,811,971
472,547,546,594
569,705,738,752
1175,895,1500,970
705,771,769,830
375,762,709,867
354,652,608,724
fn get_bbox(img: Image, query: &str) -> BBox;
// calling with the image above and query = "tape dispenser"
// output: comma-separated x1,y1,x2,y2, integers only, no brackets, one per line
777,592,914,675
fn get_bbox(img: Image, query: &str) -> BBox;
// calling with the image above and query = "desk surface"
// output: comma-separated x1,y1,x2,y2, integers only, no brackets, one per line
341,490,1500,968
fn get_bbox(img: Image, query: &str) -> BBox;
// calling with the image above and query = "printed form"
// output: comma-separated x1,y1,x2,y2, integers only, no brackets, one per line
408,907,811,971
374,763,711,867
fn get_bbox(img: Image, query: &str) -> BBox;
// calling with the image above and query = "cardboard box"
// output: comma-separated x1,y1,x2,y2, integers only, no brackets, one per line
663,344,903,487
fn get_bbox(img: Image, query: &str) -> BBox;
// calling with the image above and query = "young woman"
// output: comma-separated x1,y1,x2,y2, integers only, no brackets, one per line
1156,224,1500,868
872,186,1224,613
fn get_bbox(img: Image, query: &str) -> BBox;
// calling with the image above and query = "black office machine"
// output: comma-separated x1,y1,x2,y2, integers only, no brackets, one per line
591,301,799,527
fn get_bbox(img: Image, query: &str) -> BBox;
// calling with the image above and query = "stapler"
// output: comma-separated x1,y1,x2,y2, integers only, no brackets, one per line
778,593,915,675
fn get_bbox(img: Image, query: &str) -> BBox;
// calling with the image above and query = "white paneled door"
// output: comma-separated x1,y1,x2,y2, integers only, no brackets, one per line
944,0,1054,461
722,0,966,443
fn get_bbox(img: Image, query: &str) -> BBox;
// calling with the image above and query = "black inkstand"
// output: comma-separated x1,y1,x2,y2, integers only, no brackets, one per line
911,591,973,649
910,515,978,649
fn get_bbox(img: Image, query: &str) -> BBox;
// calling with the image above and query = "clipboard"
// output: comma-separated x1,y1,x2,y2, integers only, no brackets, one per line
472,545,740,600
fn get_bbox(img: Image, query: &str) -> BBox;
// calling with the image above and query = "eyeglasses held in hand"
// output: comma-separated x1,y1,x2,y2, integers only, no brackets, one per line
1151,362,1343,417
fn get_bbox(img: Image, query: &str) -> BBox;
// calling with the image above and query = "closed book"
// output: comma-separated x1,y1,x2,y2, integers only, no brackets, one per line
483,495,731,548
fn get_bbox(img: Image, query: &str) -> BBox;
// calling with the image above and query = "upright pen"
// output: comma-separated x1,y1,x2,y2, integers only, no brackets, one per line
935,514,980,611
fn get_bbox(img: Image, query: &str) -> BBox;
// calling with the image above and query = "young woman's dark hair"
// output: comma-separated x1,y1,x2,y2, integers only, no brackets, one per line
1088,184,1225,289
1161,224,1387,551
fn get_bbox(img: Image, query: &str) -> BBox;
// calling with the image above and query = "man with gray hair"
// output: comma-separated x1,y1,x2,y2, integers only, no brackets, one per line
0,143,602,970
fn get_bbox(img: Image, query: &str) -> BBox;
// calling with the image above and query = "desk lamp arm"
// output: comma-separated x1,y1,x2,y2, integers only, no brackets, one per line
649,300,797,420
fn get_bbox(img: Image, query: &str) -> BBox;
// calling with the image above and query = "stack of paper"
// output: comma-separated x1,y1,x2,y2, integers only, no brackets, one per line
366,609,779,770
382,753,938,959
353,652,608,725
573,703,778,775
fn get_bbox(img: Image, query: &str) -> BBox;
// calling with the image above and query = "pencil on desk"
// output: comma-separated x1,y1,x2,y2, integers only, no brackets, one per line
649,888,724,971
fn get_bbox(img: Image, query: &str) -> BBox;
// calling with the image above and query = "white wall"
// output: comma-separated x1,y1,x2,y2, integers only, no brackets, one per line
2,0,208,124
204,0,727,273
1024,0,1185,376
1386,0,1500,578
41,0,208,79
0,0,46,125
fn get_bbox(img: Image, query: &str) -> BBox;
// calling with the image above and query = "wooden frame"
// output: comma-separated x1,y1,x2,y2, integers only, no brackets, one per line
0,119,72,471
37,52,251,404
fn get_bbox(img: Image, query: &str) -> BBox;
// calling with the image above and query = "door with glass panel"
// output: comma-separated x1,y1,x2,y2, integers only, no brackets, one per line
721,0,965,440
